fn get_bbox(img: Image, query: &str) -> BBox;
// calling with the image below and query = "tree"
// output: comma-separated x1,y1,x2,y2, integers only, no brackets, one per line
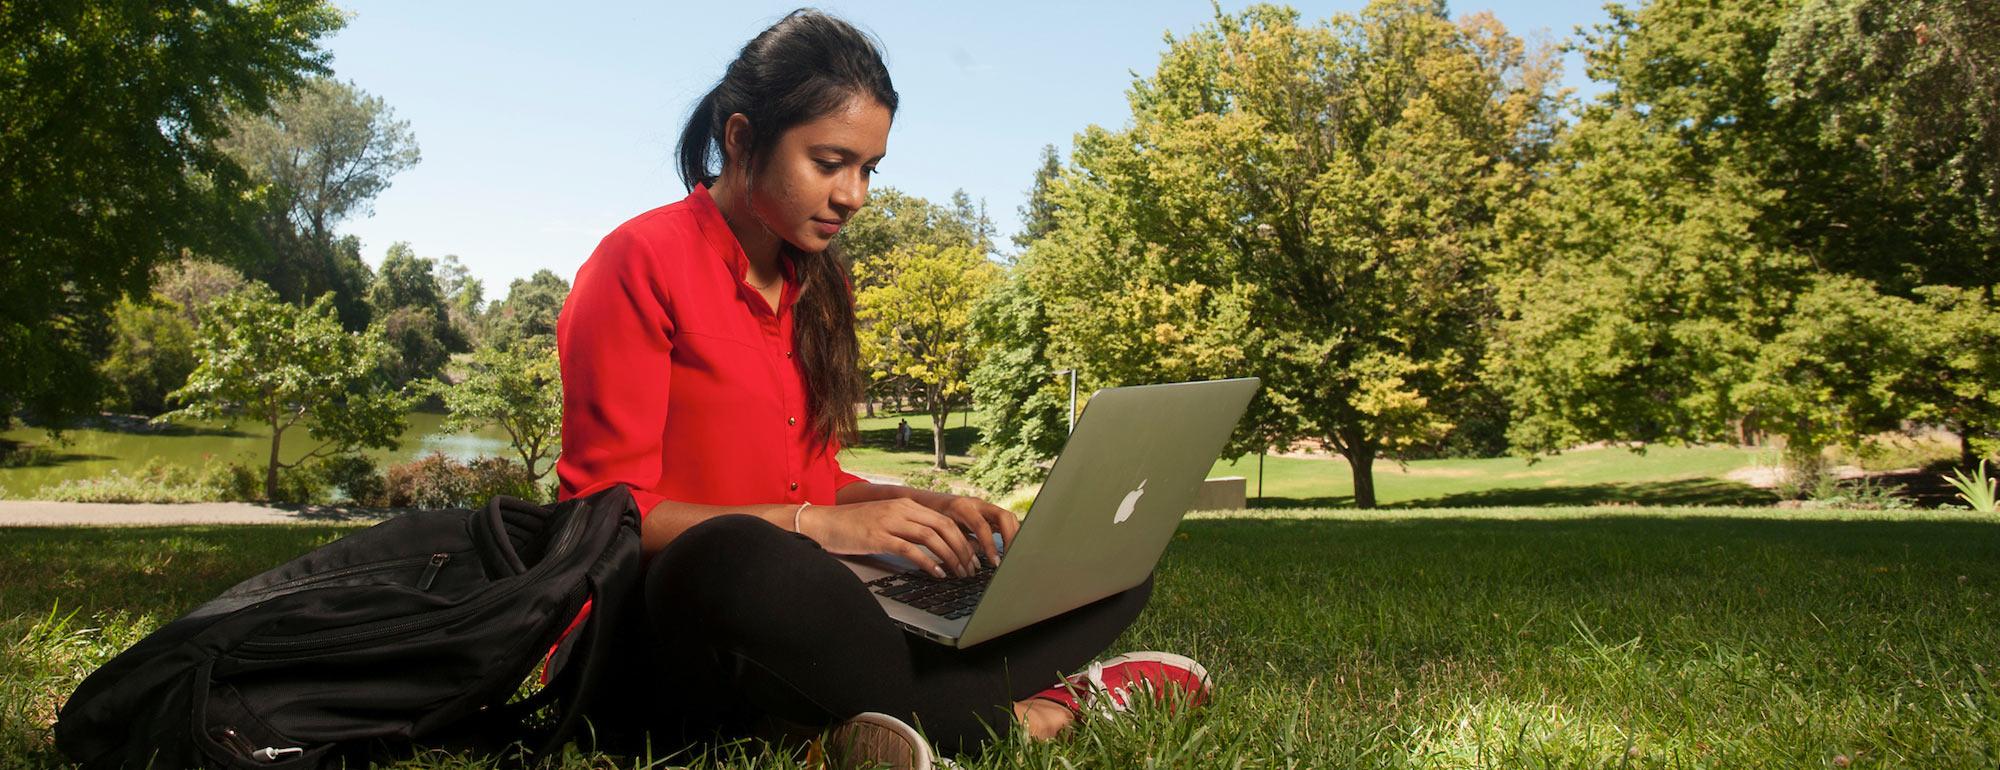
434,253,486,348
0,1,342,428
966,270,1070,493
1013,145,1065,250
1489,0,1996,474
856,244,1003,469
153,258,251,326
1015,2,1558,507
99,297,199,416
219,77,419,329
167,285,412,501
1769,0,2000,290
433,336,563,480
368,242,461,385
483,269,569,349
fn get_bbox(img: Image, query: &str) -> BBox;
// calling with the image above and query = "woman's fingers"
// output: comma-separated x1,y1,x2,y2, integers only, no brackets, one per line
982,500,1021,553
894,516,967,577
950,501,1000,567
906,503,977,577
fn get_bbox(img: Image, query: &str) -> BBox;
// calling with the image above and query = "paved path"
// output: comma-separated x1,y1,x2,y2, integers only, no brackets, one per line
0,472,910,527
0,501,405,527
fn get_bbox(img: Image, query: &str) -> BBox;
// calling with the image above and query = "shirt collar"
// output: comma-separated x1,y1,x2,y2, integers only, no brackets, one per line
690,182,798,312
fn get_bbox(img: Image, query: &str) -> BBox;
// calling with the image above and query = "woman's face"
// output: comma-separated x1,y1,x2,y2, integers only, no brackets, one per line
736,96,891,254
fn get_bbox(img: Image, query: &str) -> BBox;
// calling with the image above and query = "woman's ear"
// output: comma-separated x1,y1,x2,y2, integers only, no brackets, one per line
721,113,754,174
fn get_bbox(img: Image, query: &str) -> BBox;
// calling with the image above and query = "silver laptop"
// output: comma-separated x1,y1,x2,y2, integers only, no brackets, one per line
840,377,1260,648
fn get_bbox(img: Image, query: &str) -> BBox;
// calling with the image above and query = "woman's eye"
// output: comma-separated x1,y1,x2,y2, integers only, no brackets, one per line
815,160,841,172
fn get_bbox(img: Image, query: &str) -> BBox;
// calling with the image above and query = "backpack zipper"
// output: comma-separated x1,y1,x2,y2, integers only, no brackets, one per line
233,511,590,656
416,553,451,591
227,553,444,603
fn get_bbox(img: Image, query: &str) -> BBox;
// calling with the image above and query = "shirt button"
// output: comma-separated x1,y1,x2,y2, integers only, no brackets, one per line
784,350,792,358
788,416,797,426
789,482,799,491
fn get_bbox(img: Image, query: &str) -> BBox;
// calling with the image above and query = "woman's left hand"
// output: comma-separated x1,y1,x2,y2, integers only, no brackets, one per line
933,494,1020,568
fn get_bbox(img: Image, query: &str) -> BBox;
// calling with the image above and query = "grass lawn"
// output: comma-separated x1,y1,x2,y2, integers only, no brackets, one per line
5,507,1997,768
839,410,1776,510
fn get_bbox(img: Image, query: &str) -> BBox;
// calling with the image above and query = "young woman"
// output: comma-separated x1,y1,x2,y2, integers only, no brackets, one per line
556,10,1209,767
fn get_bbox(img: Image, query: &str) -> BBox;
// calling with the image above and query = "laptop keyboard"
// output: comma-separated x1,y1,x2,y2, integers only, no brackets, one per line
866,564,996,620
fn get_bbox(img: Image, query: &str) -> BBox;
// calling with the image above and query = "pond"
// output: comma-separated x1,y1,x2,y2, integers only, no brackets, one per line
0,411,517,498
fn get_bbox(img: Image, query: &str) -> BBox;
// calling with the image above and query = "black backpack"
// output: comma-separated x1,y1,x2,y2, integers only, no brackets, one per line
53,486,643,769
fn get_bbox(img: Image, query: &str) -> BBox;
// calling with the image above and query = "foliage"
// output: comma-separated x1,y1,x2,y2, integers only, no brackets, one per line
1012,1,1558,507
98,297,199,416
165,285,412,500
899,468,956,494
1736,275,1928,470
384,452,538,509
838,187,995,287
855,244,1003,469
0,1,343,428
432,336,564,480
1768,0,2000,290
1942,459,1998,514
1012,145,1065,250
482,269,569,349
33,458,257,504
151,258,251,326
434,253,486,348
377,306,452,389
219,77,419,330
317,453,387,506
966,273,1069,494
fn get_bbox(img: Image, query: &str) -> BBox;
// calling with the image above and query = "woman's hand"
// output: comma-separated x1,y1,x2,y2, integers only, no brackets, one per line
801,498,980,578
933,494,1020,569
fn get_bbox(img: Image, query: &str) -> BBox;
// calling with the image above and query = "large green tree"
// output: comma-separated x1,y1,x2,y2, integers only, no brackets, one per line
482,269,569,349
0,1,342,427
219,77,419,330
1490,0,1994,475
433,336,563,481
167,285,412,501
1012,1,1558,507
368,242,462,386
856,244,1003,469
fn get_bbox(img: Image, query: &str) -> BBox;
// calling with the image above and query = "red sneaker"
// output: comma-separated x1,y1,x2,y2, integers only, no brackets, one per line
1030,651,1214,718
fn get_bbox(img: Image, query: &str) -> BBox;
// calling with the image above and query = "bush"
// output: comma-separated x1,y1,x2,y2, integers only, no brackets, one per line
35,458,254,503
1831,431,1962,473
900,468,958,494
318,454,386,506
385,453,538,509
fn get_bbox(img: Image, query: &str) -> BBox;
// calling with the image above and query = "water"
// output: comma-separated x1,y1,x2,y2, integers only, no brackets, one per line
0,411,518,497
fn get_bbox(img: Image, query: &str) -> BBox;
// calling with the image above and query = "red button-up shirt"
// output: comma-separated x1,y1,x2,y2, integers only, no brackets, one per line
555,183,867,518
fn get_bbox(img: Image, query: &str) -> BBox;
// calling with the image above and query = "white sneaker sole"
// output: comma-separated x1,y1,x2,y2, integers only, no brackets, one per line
825,711,933,770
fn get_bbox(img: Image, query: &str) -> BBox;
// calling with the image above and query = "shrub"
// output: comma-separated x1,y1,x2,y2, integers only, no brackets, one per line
900,468,957,494
318,454,387,506
385,453,538,509
0,443,60,468
36,459,243,503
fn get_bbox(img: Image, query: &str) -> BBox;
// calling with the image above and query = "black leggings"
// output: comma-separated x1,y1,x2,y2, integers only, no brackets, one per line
581,514,1152,757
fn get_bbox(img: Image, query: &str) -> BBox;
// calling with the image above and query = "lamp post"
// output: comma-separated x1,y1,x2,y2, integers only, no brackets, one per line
1054,368,1077,434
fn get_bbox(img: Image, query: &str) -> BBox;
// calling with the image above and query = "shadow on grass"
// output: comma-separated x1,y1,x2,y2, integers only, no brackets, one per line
1247,478,1778,509
854,421,979,455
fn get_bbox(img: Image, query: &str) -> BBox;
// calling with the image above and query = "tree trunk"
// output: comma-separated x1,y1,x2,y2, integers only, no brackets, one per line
1964,421,1980,469
932,396,949,470
266,418,282,502
1346,433,1377,509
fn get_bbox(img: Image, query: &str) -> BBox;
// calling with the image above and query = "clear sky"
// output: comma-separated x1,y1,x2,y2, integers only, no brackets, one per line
320,1,1612,298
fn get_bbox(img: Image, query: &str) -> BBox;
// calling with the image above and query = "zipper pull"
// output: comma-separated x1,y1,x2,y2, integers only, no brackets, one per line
417,552,451,591
253,746,306,761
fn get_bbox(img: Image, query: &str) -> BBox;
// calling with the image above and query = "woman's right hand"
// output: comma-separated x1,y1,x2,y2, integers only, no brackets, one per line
800,498,979,578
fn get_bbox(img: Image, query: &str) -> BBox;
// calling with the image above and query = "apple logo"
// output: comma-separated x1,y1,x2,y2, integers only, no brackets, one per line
1113,479,1147,524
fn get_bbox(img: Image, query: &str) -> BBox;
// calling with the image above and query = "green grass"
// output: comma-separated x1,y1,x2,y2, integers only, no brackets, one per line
1212,445,1774,508
6,507,1998,768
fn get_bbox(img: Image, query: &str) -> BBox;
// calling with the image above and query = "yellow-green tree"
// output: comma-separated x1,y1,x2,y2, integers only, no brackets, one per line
856,244,1003,469
1018,1,1557,507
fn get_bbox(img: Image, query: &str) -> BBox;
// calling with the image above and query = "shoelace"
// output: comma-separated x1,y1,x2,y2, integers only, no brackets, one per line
1073,660,1160,718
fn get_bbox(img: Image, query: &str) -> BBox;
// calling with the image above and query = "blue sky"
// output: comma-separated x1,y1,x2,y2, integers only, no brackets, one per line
321,1,1612,298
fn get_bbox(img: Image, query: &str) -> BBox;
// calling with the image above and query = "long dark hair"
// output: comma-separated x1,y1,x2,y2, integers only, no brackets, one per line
676,9,895,451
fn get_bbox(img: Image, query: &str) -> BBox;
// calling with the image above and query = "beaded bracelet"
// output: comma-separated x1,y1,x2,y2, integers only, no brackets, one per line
793,501,811,534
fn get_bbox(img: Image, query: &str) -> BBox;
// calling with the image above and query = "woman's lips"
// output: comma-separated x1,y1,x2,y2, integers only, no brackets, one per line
812,218,842,236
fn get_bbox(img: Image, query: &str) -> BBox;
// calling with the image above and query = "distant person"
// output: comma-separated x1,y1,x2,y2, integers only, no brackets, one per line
552,10,1209,770
896,417,910,449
